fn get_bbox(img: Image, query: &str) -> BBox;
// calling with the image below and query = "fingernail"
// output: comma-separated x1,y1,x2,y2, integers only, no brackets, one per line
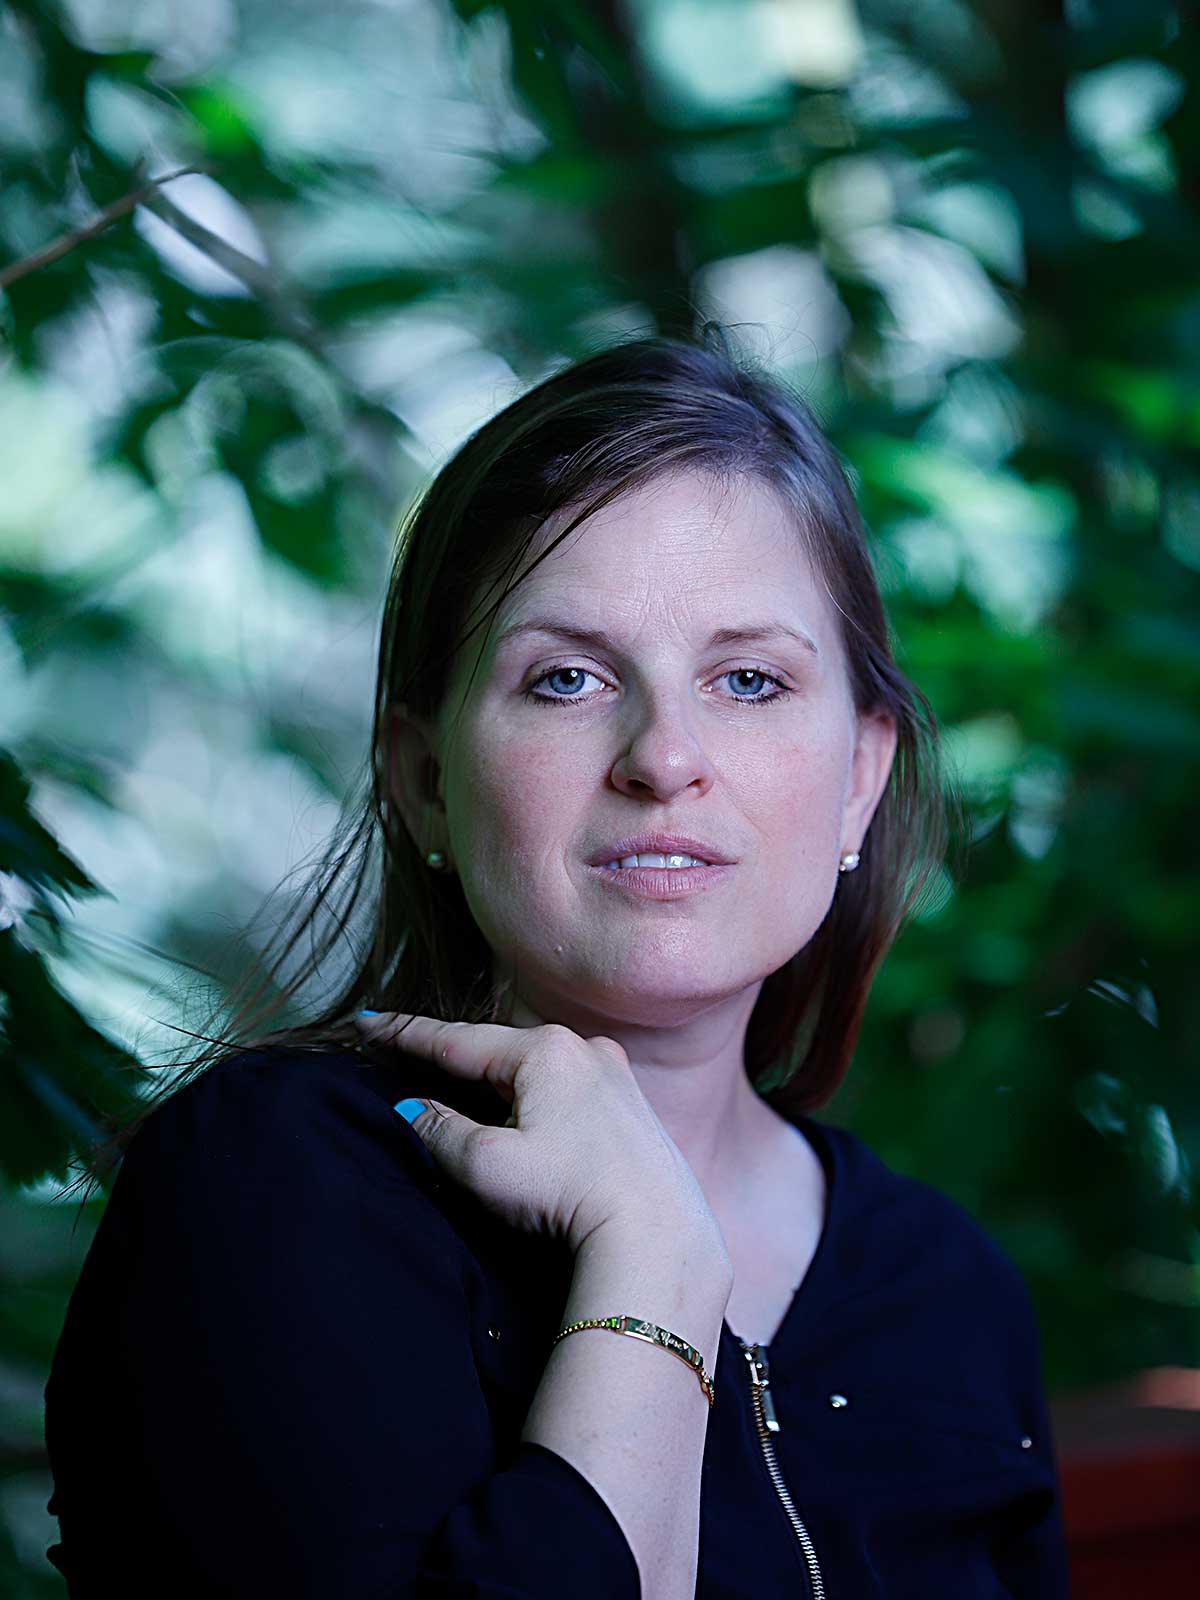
358,1009,379,1017
394,1098,425,1124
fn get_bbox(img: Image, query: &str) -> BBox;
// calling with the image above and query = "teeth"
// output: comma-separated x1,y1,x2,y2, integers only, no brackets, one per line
602,852,710,870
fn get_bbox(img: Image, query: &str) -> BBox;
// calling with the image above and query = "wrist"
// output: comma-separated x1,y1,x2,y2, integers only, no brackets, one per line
575,1212,733,1298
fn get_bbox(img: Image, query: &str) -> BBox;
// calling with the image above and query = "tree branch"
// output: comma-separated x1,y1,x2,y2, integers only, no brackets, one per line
0,164,209,290
143,188,324,356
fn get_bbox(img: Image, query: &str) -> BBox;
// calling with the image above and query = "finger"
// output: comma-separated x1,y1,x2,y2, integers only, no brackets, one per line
356,1012,528,1099
395,1096,514,1186
393,1096,451,1134
354,1010,425,1046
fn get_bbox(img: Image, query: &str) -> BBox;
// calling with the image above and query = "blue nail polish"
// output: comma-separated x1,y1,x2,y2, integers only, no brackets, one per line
359,1008,379,1016
394,1098,425,1124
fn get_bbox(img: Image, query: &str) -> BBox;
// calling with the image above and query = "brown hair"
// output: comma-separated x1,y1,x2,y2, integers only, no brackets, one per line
78,325,958,1189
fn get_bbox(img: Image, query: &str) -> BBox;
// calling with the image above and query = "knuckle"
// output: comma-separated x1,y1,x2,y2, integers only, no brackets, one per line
524,1022,573,1068
431,1020,460,1062
459,1124,497,1172
539,1021,576,1048
418,1102,451,1147
416,1101,441,1133
590,1034,627,1062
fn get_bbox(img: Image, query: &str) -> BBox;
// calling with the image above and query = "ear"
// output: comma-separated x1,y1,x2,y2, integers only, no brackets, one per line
386,702,450,862
841,709,898,856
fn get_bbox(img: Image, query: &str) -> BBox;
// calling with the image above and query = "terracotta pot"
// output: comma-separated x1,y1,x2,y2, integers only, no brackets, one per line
1050,1367,1200,1598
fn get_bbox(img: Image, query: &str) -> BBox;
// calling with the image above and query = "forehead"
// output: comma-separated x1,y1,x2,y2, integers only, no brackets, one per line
499,468,829,624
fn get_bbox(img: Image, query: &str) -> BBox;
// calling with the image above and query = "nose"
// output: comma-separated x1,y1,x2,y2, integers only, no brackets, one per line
608,693,718,802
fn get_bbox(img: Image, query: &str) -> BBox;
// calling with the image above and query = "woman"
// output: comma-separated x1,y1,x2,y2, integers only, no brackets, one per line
44,330,1069,1597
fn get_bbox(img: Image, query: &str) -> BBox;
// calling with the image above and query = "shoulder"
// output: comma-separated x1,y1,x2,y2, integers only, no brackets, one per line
121,1043,443,1201
86,1044,498,1315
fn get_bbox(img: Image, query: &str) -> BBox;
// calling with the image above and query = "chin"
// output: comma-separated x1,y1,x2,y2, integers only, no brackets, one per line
581,972,754,1023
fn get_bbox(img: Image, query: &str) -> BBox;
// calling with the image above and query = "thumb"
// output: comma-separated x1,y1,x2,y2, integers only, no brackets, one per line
393,1096,518,1202
394,1096,449,1134
393,1095,469,1165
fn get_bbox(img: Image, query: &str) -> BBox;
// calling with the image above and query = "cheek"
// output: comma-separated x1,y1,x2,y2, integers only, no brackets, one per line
756,727,851,859
446,730,587,960
450,727,579,871
790,747,849,818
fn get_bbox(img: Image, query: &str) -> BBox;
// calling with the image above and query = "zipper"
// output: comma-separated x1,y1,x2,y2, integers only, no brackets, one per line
739,1337,826,1599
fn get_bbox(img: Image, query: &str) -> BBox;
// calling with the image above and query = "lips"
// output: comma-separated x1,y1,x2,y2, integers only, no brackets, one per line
586,834,734,867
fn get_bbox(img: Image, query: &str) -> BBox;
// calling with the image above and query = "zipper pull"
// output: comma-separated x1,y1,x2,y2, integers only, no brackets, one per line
742,1340,782,1433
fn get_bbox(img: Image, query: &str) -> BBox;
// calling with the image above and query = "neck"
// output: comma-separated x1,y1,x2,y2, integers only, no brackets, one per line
498,980,784,1215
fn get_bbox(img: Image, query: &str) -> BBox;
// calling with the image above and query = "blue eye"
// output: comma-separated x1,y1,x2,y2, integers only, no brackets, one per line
528,666,593,700
521,665,793,709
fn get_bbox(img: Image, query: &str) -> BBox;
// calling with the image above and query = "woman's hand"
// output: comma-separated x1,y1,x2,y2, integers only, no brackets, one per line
354,1013,729,1262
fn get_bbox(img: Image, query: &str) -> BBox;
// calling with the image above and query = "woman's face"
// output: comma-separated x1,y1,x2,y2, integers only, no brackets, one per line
395,468,896,1029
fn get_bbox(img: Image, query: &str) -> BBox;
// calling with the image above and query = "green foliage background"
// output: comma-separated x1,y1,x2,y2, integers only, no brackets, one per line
1,0,1197,1589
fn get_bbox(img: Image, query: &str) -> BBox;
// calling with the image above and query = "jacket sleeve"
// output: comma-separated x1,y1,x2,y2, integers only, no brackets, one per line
72,1051,641,1599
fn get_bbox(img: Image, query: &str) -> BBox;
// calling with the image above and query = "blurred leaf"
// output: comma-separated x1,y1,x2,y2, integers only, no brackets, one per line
177,82,263,160
0,753,98,905
0,927,144,1186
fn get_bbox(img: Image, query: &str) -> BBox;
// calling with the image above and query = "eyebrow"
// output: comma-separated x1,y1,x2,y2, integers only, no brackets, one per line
493,616,821,659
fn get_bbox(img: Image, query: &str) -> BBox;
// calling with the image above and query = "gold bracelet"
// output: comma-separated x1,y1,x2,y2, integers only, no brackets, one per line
552,1315,716,1408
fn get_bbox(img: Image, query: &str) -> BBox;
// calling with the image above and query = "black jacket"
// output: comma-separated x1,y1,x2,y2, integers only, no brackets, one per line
44,1045,1070,1597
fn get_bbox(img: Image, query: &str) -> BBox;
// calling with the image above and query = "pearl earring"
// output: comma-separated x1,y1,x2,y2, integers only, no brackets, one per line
838,850,860,873
426,850,447,871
